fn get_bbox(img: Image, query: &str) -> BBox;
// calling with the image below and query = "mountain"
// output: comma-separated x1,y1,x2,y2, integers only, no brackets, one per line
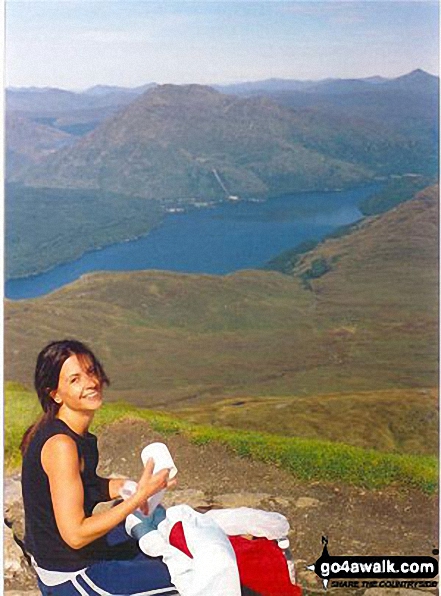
304,69,438,95
252,71,438,176
214,78,319,94
28,106,125,137
6,87,85,113
290,185,439,317
5,186,438,407
84,83,156,96
6,87,104,114
214,75,393,96
5,113,75,179
306,78,379,94
360,76,389,84
217,70,437,97
5,84,158,142
14,82,436,199
381,69,439,92
272,181,439,298
6,84,156,113
14,84,375,198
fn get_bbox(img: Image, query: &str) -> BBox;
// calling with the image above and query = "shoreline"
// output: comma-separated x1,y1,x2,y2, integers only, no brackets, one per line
5,181,383,301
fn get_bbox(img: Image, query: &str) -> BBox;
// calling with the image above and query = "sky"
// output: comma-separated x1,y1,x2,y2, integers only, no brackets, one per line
4,0,440,90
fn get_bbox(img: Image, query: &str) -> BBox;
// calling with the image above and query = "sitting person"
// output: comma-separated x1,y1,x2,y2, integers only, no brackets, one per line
21,338,178,596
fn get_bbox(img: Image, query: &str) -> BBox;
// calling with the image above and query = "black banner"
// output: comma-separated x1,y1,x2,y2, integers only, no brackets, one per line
307,537,438,590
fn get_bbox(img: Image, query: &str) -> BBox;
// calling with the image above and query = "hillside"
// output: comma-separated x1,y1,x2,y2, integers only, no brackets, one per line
14,84,375,198
4,384,438,593
4,187,438,594
246,71,439,177
5,187,438,410
15,82,437,199
5,85,157,156
9,71,437,190
174,388,438,456
5,114,75,179
5,185,164,279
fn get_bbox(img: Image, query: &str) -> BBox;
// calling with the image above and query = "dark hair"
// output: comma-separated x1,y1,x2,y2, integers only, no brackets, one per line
20,339,109,455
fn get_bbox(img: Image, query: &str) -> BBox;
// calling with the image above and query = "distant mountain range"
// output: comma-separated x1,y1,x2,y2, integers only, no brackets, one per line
248,70,439,154
5,113,75,179
8,70,438,199
5,83,158,153
8,69,434,112
215,69,438,96
6,83,157,113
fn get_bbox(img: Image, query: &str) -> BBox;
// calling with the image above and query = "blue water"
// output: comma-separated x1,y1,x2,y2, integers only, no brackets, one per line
5,185,379,300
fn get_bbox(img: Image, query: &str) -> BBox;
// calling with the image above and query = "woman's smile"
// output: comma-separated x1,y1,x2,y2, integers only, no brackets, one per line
82,391,101,400
54,354,104,412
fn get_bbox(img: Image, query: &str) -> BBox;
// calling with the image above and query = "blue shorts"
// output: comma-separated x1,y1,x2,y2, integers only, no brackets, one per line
36,524,179,596
37,554,178,596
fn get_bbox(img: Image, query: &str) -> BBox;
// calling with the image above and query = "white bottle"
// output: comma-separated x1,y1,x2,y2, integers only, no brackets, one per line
277,537,296,584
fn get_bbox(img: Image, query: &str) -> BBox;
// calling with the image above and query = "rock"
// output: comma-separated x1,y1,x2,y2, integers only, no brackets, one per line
163,489,210,509
4,498,26,545
4,503,26,545
271,496,291,508
4,524,37,591
4,474,22,504
4,475,25,541
211,492,273,509
295,496,320,509
4,525,23,575
4,476,37,591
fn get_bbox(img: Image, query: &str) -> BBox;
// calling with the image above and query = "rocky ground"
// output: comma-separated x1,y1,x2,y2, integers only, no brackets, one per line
4,418,439,595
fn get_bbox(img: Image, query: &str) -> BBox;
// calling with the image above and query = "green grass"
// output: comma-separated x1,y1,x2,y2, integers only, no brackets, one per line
173,389,439,457
4,383,42,469
6,383,437,494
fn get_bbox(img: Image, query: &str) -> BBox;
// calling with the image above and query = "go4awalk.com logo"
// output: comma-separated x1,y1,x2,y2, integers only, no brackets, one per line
306,537,438,590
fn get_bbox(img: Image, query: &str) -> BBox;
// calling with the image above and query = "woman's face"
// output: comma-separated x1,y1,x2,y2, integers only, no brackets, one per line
52,354,103,413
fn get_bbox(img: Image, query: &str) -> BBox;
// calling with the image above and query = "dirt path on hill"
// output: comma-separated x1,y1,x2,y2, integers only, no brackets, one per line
5,418,438,595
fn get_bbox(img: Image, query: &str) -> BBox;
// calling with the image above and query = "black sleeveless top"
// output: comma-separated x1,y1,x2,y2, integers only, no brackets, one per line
22,418,112,571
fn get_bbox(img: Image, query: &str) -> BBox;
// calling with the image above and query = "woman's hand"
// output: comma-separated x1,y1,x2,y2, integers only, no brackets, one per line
135,458,177,514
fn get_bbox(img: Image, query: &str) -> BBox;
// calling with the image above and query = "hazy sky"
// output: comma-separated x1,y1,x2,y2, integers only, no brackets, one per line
5,0,439,90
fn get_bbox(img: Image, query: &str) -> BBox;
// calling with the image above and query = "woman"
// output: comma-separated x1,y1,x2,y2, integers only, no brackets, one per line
21,339,179,596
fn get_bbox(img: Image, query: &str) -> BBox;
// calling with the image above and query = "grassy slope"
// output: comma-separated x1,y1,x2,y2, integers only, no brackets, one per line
5,269,317,404
175,388,438,456
292,186,438,391
5,383,437,493
5,187,438,478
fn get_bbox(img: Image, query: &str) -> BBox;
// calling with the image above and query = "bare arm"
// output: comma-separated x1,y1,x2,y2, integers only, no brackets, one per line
41,434,171,549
